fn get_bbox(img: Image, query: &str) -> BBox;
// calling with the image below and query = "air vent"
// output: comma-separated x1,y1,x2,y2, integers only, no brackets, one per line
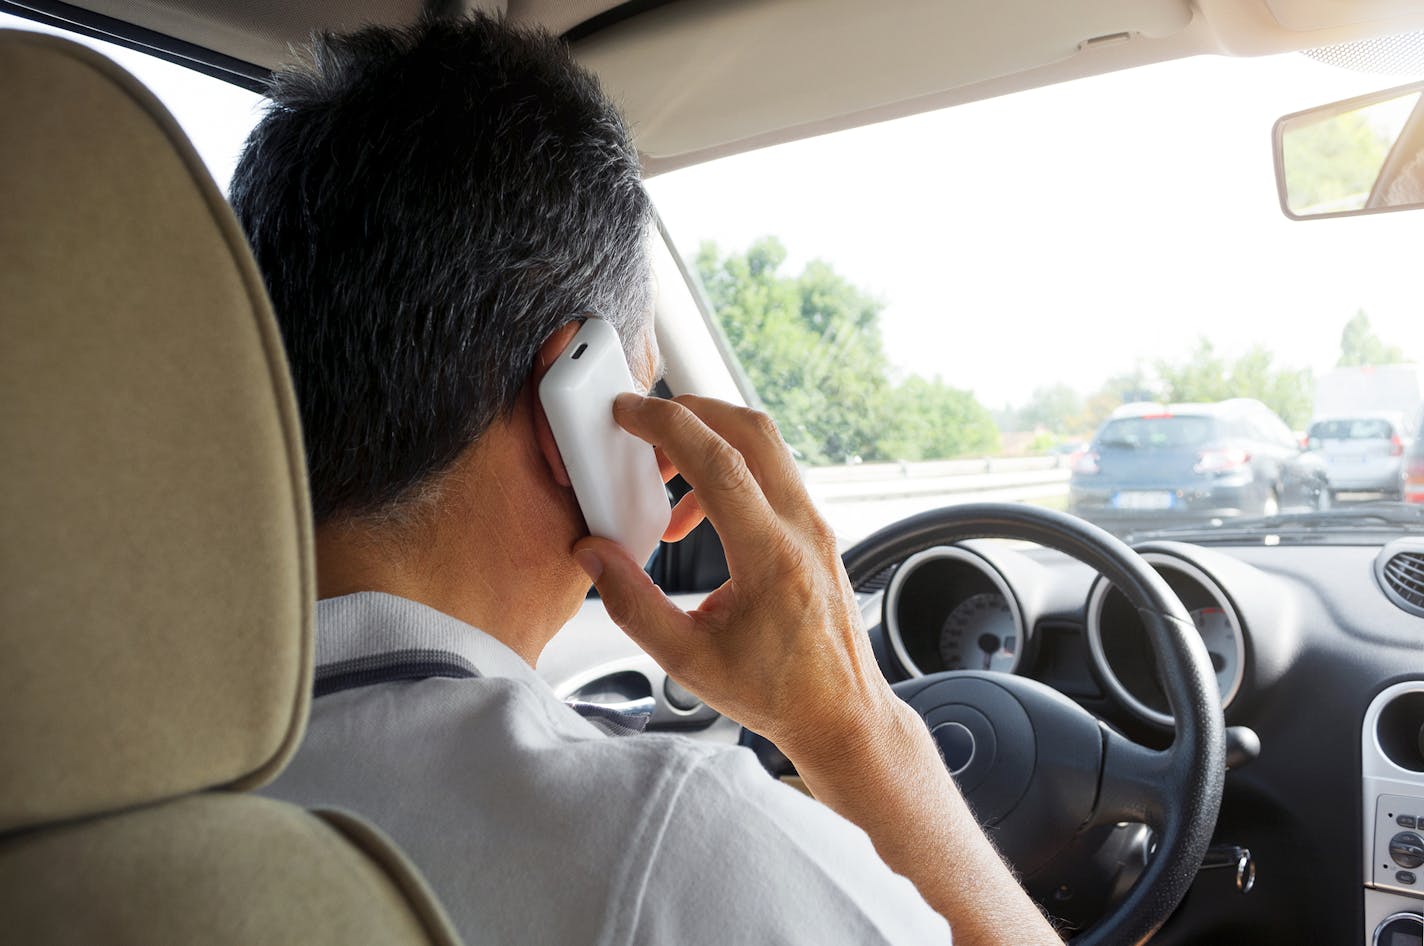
1385,553,1424,610
1377,540,1424,618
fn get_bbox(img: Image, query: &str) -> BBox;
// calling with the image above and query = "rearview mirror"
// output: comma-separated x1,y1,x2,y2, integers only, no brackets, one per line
1274,80,1424,220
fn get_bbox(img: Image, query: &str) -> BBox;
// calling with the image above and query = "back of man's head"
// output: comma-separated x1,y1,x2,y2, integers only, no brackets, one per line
231,14,652,525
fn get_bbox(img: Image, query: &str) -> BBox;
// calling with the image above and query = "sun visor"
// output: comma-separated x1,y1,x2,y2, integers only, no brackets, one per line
1267,0,1424,32
574,0,1192,169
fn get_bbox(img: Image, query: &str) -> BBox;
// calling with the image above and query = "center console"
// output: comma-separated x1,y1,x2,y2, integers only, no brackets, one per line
1363,681,1424,944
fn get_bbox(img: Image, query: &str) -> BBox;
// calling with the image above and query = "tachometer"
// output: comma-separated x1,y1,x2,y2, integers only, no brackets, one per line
939,592,1020,672
1189,606,1240,705
1086,552,1248,726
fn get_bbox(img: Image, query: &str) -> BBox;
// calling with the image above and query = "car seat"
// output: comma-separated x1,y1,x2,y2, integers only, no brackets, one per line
0,29,463,946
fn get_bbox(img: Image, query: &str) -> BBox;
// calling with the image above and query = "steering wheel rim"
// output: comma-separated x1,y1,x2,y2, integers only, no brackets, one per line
842,502,1225,946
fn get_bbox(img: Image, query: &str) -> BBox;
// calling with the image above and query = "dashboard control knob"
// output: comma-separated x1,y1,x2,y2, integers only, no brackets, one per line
1389,832,1424,869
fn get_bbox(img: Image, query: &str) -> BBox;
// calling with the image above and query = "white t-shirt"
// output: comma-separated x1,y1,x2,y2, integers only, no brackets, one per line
263,592,950,945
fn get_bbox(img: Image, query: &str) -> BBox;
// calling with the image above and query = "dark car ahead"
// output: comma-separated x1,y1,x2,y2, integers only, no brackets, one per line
1068,398,1329,533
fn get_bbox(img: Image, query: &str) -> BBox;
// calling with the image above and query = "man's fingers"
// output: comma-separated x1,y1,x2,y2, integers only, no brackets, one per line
573,537,697,669
613,394,777,556
665,395,806,510
664,492,705,542
654,446,680,484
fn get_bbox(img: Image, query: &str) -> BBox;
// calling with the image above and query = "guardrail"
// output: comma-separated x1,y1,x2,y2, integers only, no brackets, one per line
803,455,1072,504
803,454,1068,483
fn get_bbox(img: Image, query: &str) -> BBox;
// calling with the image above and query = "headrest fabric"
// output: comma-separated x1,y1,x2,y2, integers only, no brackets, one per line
0,30,313,831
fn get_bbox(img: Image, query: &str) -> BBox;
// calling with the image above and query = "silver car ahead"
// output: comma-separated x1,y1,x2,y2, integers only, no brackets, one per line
1307,413,1411,499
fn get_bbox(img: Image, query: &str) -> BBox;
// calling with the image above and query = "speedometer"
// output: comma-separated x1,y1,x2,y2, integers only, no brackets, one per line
939,592,1020,672
885,545,1029,677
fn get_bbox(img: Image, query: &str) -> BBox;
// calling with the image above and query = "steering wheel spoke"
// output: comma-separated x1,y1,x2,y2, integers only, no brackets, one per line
1093,724,1174,829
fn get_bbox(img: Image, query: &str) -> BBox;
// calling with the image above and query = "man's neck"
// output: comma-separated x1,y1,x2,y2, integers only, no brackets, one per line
313,431,588,666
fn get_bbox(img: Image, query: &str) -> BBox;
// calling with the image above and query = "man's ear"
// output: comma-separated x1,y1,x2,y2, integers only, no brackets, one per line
531,321,583,488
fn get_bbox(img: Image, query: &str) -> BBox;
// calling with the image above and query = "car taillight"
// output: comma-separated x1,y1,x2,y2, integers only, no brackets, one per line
1194,447,1251,474
1390,435,1405,457
1073,451,1100,475
1407,458,1424,504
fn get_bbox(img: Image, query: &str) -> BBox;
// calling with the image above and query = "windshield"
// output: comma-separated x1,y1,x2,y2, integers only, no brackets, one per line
649,50,1423,546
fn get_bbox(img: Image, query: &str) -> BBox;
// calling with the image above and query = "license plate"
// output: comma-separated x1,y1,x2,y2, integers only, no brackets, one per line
1112,490,1174,510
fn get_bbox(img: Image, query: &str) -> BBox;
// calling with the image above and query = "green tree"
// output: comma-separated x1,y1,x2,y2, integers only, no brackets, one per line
1338,309,1407,366
696,237,894,464
1156,338,1314,428
1156,339,1234,404
880,376,1000,460
1080,370,1154,432
1283,110,1392,212
694,238,998,463
1013,383,1084,434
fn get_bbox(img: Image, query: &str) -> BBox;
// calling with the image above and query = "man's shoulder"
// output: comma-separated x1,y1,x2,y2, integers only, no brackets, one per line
272,675,947,946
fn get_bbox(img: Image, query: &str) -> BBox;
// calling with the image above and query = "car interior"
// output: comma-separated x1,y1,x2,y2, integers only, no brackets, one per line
3,1,1424,945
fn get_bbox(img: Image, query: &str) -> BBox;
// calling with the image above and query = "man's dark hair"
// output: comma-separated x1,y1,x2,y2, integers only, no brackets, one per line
231,14,652,523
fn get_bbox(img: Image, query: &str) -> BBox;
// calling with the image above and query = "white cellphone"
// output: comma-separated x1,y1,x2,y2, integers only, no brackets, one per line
538,318,671,565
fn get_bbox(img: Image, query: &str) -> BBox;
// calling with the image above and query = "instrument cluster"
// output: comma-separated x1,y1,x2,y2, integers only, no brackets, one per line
881,541,1254,725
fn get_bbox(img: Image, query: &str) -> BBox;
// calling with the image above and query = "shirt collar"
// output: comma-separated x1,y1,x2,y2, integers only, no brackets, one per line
314,591,546,689
312,591,649,736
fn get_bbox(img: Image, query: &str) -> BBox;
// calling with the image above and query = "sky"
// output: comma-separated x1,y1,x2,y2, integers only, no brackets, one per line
646,53,1424,409
11,11,1417,412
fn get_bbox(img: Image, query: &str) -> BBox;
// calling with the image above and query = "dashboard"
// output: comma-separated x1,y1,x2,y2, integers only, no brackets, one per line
545,534,1424,943
860,535,1424,943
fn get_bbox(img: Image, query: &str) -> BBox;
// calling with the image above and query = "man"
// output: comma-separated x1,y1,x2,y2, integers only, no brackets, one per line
232,13,1061,946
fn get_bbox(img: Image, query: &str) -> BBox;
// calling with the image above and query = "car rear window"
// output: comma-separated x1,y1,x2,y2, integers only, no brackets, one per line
1097,415,1216,449
1309,419,1395,439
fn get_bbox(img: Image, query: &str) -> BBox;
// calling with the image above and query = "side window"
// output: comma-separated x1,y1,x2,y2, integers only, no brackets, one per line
0,12,264,190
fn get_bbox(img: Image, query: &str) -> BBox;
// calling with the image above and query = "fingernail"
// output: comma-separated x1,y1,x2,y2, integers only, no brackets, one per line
613,392,642,412
573,548,604,581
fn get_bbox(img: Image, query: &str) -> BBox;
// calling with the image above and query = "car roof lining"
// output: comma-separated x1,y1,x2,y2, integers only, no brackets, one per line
8,0,1424,172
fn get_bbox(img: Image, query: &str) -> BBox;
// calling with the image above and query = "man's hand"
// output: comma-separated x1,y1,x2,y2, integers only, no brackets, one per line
571,393,896,757
571,393,1063,946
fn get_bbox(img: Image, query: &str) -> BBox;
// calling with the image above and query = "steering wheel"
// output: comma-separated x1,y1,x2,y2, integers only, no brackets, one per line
841,503,1225,946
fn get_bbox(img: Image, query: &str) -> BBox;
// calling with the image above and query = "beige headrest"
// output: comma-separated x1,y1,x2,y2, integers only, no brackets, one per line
0,30,313,831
